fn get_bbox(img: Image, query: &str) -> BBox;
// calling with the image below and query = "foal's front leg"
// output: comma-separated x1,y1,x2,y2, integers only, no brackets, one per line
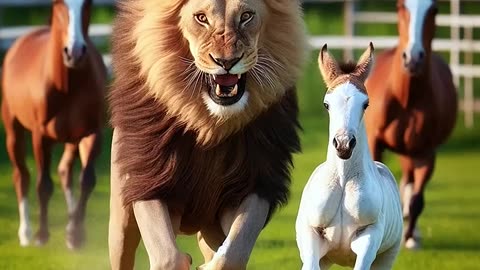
199,194,270,270
351,224,383,270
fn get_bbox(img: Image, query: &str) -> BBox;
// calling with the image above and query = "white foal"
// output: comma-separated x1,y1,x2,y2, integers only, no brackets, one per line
296,43,403,270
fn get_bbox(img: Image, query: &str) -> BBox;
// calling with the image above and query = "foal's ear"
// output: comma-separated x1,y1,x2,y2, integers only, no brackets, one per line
318,44,341,88
352,42,375,83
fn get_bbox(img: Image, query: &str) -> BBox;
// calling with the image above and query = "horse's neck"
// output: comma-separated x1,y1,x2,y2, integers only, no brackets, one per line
47,24,69,93
326,124,374,185
391,48,432,107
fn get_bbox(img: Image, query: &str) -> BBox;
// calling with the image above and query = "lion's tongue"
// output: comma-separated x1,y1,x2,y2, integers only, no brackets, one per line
214,74,239,86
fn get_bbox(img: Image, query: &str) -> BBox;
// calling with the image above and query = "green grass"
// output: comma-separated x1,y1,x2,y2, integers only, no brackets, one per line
0,53,479,268
1,3,480,270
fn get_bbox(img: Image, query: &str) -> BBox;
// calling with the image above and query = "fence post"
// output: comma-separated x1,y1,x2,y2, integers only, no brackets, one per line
343,0,355,61
450,0,460,88
464,26,474,128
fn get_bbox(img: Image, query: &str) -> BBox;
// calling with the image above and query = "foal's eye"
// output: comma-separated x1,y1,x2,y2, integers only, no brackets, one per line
323,102,329,110
363,102,369,110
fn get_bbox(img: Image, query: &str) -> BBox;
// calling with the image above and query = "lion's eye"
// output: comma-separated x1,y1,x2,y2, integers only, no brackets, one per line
324,102,329,111
240,12,254,25
195,13,209,25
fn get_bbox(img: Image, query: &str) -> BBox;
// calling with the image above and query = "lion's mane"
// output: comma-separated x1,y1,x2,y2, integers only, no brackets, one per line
109,0,307,231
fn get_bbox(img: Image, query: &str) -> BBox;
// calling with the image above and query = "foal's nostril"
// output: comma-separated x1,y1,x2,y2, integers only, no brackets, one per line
402,52,407,61
333,137,338,149
349,137,357,149
81,45,87,55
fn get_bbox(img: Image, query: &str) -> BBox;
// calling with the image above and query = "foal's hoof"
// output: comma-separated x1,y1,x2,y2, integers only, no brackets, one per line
405,237,421,250
34,230,50,246
66,222,85,250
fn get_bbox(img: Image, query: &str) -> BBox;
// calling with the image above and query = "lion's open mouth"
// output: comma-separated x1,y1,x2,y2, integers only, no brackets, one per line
208,74,247,106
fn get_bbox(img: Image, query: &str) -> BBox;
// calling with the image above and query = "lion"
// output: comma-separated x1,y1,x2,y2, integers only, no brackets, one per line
108,0,307,269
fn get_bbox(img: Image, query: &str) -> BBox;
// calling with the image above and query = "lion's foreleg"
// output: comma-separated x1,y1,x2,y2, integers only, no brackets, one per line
109,129,141,270
133,199,192,270
200,194,269,270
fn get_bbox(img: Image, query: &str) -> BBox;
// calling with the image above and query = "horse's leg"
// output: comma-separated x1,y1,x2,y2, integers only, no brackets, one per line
351,224,383,270
58,143,79,248
200,194,270,270
399,156,414,219
404,153,435,249
109,129,141,270
68,132,100,249
31,132,54,245
2,103,32,246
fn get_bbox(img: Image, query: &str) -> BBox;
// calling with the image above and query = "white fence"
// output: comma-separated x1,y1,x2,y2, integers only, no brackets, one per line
1,0,479,126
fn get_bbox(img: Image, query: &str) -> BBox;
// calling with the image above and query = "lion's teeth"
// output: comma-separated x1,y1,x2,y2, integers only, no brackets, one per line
237,74,241,79
215,84,222,96
231,84,238,96
213,75,217,80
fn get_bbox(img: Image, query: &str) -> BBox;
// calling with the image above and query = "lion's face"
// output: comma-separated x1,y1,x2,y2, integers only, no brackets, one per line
127,0,306,144
179,0,266,114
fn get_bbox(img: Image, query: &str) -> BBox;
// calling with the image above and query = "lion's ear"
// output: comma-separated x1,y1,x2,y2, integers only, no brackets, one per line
318,44,341,88
352,42,375,83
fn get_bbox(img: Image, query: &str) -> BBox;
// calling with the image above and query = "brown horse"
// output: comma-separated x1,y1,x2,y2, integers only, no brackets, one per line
365,0,457,249
1,0,106,249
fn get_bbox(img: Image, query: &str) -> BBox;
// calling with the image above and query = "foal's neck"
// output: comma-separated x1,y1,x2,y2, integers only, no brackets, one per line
326,123,373,183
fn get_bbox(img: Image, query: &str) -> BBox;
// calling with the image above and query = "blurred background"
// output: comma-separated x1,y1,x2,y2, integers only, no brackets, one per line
0,0,479,269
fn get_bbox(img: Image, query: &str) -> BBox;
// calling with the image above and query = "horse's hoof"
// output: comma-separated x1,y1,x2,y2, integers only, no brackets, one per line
405,237,420,250
18,226,32,247
66,222,85,250
34,230,50,246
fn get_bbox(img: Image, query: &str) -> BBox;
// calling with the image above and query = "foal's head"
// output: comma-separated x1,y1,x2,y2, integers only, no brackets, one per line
397,0,438,75
319,43,374,160
51,0,92,68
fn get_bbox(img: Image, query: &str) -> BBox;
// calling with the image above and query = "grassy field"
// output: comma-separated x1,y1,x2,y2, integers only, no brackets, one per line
1,2,480,270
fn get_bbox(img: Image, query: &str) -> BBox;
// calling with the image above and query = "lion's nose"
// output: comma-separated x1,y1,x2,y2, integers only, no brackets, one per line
210,55,242,71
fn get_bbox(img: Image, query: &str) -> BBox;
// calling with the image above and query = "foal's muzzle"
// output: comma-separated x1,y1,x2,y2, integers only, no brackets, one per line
333,132,356,160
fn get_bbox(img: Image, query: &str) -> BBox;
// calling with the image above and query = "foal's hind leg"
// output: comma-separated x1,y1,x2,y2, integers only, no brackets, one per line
404,153,435,250
2,104,32,246
32,132,54,246
67,132,100,249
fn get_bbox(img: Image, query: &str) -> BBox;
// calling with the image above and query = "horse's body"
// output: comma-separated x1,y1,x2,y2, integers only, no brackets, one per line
365,0,457,249
1,0,106,249
296,44,402,270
